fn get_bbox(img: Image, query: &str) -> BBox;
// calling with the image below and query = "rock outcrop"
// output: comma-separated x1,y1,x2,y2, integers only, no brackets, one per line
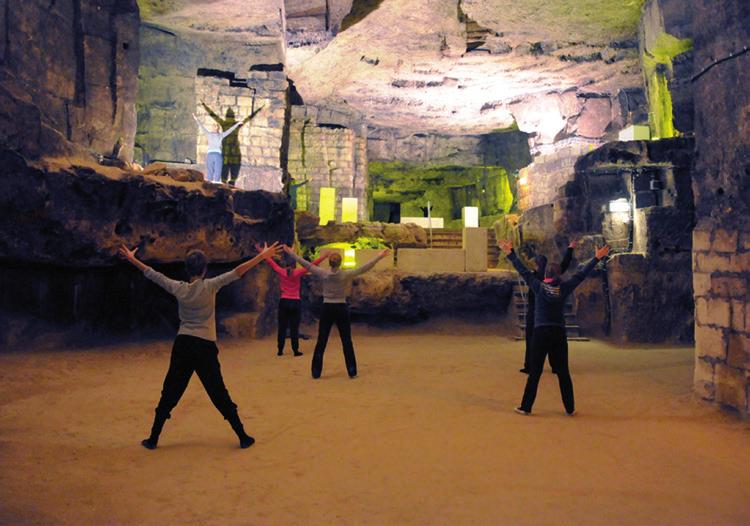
1,0,140,161
303,269,515,321
0,151,293,266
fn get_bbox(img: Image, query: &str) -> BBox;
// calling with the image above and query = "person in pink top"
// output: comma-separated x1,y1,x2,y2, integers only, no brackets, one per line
257,243,329,356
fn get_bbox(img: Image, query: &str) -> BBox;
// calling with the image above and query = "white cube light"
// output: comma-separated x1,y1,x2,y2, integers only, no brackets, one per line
609,198,630,213
462,206,479,228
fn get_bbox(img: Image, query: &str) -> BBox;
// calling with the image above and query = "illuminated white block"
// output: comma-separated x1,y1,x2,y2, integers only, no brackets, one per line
618,125,651,142
400,217,444,228
609,198,630,213
343,248,356,268
342,197,358,223
462,207,479,228
319,187,336,226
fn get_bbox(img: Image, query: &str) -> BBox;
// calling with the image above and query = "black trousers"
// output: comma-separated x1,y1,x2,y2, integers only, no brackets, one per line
311,303,357,378
277,298,302,352
524,294,555,372
520,326,575,413
221,163,240,185
154,334,240,422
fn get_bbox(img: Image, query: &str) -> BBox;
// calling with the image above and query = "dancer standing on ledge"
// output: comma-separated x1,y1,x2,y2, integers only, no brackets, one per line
192,113,243,184
119,242,282,449
498,239,610,416
521,240,577,375
256,243,330,357
283,245,391,379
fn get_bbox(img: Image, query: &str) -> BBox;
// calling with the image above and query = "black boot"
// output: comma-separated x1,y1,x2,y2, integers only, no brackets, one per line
227,413,255,449
141,413,167,450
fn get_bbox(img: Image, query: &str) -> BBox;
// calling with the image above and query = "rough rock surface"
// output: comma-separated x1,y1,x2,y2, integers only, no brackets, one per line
295,212,428,248
1,0,140,160
303,269,514,320
0,150,293,266
289,0,645,139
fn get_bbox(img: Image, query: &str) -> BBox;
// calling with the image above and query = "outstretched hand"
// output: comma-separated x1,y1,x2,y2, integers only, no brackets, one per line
497,239,514,255
595,245,611,260
118,244,138,261
260,241,282,259
378,248,391,259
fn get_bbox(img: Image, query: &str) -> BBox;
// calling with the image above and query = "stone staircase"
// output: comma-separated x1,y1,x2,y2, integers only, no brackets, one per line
513,283,589,341
427,229,500,268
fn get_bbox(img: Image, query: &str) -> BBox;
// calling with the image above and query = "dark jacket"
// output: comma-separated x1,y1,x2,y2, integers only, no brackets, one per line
509,251,599,328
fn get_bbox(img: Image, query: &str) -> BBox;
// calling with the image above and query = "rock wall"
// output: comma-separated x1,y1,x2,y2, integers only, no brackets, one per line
691,0,750,416
367,127,531,169
0,149,294,341
0,0,139,160
640,0,694,138
287,101,368,220
517,141,600,210
302,270,514,322
517,138,695,343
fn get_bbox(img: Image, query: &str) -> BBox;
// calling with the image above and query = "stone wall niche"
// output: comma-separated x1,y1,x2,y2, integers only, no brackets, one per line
195,70,289,193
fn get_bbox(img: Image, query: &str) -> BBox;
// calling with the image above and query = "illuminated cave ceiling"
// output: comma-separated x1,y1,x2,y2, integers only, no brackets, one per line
139,0,646,139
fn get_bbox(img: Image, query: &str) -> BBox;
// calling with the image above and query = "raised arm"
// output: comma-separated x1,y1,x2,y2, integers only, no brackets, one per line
221,120,243,138
241,105,265,125
498,240,541,292
560,240,576,274
119,245,181,296
233,242,282,279
192,113,209,135
201,101,221,124
282,245,327,276
346,249,390,278
564,245,610,291
254,242,286,276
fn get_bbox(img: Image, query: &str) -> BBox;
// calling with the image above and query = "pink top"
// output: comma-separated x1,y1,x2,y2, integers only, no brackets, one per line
265,255,326,300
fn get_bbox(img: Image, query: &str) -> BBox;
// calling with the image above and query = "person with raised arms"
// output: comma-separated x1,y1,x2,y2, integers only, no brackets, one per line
119,241,282,449
283,245,390,379
498,239,610,416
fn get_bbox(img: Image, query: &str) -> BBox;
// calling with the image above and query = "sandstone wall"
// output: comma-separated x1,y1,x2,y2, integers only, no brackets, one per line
691,0,750,416
195,72,289,193
367,128,531,170
0,0,139,160
288,102,368,221
516,142,600,210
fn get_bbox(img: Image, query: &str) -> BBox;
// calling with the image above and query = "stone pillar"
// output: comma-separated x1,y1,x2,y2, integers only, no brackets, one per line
691,0,750,415
463,228,488,272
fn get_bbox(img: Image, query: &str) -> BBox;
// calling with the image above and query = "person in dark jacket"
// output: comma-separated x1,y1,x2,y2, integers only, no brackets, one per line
521,240,577,374
498,239,610,416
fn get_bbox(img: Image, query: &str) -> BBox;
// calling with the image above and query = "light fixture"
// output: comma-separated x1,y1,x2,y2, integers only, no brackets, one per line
609,198,630,213
343,248,356,268
462,206,479,228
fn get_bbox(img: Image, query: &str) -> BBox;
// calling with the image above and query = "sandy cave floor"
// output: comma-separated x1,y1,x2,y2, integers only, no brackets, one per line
1,322,749,526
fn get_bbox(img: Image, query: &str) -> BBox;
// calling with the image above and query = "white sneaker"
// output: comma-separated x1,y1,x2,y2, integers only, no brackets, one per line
514,407,531,416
